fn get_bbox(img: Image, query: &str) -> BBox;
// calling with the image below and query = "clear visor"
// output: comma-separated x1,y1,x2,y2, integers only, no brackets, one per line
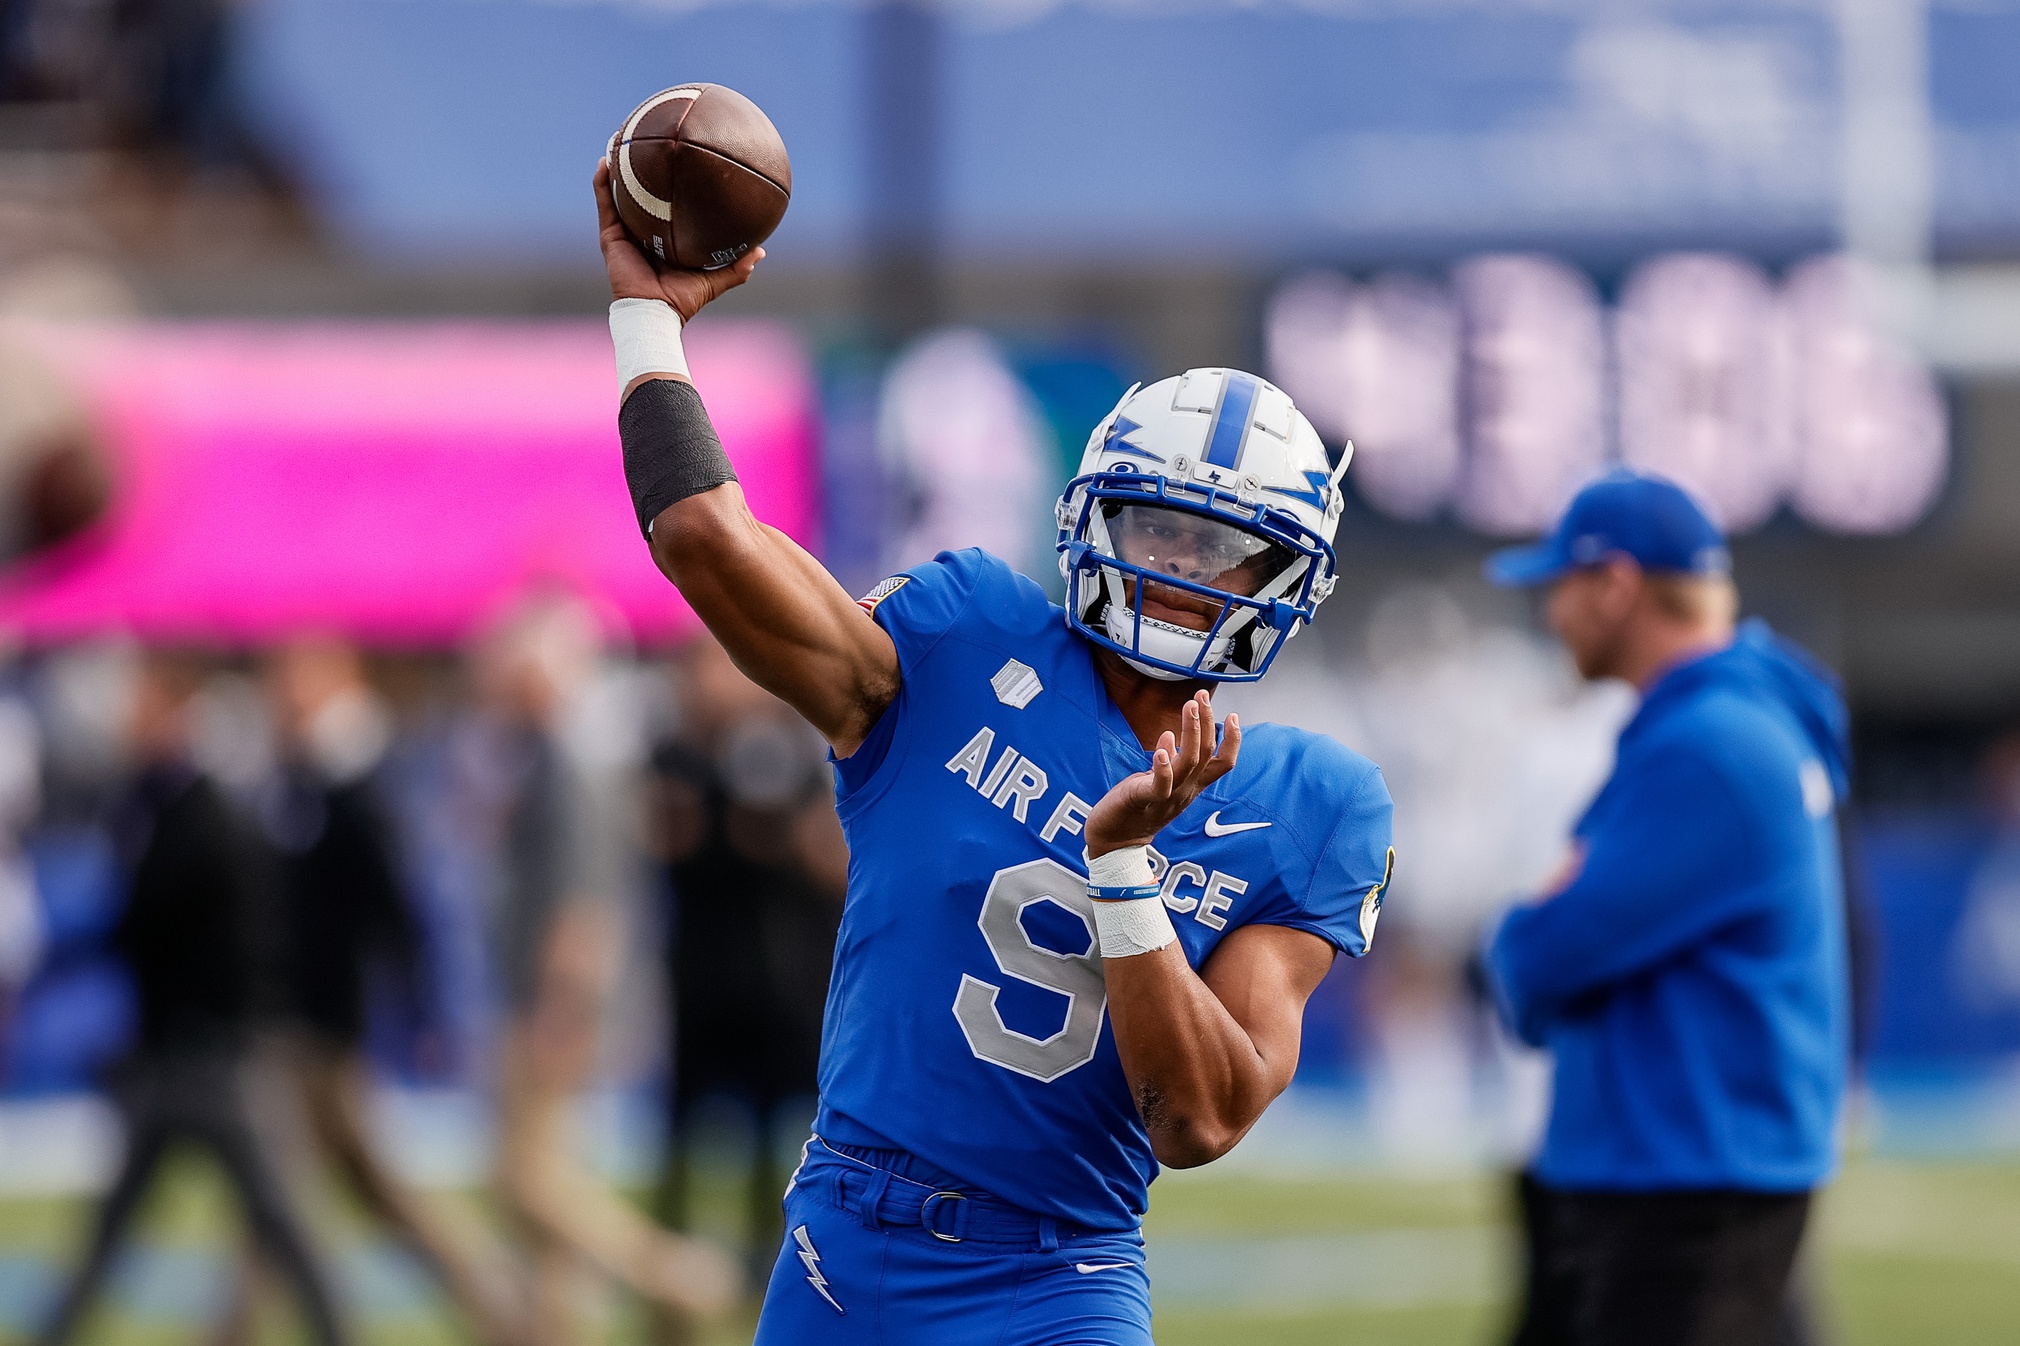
1100,502,1294,630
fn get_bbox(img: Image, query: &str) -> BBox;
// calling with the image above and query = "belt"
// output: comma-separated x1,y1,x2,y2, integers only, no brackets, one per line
802,1139,1108,1251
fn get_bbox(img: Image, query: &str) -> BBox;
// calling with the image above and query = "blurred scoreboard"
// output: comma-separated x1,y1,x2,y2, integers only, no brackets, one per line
1267,251,1949,538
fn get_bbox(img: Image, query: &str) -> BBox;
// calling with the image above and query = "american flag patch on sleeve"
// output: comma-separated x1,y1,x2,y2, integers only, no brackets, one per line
856,575,910,613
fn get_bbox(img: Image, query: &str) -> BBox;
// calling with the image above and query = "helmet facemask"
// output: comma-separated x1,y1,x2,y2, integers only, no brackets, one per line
1060,473,1334,682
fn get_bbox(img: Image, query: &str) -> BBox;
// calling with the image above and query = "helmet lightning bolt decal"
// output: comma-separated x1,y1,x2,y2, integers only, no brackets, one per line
1262,470,1333,511
1103,415,1164,463
794,1226,844,1314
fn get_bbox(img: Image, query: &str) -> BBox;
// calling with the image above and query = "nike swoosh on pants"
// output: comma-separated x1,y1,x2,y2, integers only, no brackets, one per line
1074,1262,1132,1273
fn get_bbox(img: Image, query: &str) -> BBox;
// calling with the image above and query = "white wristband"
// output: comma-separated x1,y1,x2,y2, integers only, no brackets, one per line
1086,845,1176,959
610,298,689,393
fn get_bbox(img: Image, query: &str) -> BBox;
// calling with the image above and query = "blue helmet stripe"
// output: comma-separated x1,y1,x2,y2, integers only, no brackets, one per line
1202,371,1259,469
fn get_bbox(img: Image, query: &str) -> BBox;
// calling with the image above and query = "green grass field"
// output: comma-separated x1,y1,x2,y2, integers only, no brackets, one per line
2,1154,2014,1344
1141,1159,2020,1346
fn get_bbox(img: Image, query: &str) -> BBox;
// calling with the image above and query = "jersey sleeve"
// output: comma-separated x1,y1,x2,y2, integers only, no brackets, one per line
831,548,1000,799
1482,739,1776,1046
1250,760,1395,958
856,548,998,670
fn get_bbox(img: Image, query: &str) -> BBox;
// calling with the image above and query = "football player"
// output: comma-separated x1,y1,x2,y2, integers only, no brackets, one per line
595,162,1394,1344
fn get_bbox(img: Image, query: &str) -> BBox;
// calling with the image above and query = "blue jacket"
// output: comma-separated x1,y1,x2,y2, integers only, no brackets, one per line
1484,620,1850,1193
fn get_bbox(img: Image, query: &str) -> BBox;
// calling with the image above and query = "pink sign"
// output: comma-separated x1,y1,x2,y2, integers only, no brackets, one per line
0,319,819,647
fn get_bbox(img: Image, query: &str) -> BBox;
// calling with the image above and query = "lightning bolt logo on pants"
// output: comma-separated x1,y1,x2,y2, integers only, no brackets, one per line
794,1226,844,1314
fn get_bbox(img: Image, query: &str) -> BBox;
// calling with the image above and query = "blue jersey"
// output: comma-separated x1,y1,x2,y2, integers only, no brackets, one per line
815,549,1394,1231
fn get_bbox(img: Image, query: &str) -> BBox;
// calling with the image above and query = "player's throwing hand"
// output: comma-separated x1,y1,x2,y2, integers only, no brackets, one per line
1085,691,1241,858
593,160,762,321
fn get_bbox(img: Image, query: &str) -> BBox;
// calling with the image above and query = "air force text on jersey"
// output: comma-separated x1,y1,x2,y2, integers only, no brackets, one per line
810,548,1395,1232
943,723,1255,933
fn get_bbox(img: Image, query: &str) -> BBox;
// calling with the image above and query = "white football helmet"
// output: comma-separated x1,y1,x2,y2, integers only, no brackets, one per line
1056,368,1350,682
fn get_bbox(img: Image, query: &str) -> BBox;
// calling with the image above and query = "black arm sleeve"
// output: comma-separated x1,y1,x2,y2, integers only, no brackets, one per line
618,377,738,538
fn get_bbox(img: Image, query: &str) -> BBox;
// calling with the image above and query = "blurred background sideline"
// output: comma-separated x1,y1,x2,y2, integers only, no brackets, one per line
0,0,2017,1342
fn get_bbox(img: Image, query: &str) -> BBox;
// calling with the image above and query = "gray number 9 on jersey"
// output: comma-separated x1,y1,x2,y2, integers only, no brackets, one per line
952,858,1108,1082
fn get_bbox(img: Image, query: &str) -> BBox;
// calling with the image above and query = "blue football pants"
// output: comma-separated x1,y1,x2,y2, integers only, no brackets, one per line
753,1142,1153,1345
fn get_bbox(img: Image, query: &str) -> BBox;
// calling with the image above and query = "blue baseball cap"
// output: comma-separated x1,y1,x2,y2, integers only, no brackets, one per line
1485,470,1730,587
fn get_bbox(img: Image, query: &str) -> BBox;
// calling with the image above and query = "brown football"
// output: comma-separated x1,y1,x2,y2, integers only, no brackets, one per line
607,84,791,271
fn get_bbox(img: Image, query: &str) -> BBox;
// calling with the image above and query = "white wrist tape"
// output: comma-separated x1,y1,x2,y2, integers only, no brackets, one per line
1087,845,1155,889
610,298,689,393
1086,845,1176,959
1093,898,1178,959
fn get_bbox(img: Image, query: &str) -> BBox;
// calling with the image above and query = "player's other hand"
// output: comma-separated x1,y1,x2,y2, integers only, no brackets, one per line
594,159,762,322
1085,691,1240,858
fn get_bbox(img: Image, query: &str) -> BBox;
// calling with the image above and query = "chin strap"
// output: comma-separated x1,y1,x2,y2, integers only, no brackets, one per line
1118,651,1191,682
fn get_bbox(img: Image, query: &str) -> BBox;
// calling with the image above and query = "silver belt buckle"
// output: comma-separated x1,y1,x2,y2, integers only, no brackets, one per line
921,1190,967,1242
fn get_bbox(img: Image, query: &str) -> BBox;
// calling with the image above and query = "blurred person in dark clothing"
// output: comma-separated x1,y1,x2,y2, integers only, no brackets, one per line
472,595,737,1344
650,635,845,1276
265,636,417,1055
35,648,348,1346
0,688,45,1048
245,633,522,1346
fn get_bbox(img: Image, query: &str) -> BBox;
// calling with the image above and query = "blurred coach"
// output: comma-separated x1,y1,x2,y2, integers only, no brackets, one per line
1481,472,1850,1346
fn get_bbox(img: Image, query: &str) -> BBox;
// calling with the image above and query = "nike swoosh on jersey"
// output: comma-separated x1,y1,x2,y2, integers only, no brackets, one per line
1202,811,1271,837
1074,1262,1133,1273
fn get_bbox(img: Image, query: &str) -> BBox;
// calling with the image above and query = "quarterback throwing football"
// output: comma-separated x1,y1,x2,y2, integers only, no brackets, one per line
595,163,1393,1344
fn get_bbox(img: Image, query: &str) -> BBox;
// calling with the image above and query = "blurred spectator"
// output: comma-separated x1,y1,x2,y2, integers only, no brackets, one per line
1956,735,2020,1017
237,633,522,1346
471,594,736,1342
3,643,135,1095
34,647,347,1346
877,329,1055,578
0,684,45,1057
649,635,844,1275
0,340,112,564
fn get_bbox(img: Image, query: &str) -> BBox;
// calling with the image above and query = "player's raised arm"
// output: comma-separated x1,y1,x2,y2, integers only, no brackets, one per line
594,161,899,755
